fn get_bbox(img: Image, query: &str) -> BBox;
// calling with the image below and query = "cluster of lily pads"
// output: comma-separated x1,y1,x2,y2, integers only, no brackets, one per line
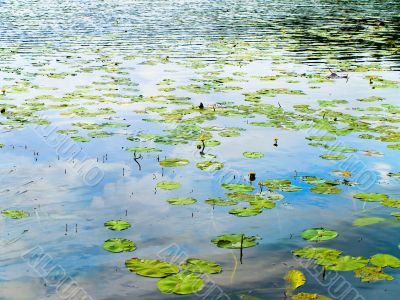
292,225,400,284
102,219,222,295
352,192,400,225
125,257,222,295
293,247,400,283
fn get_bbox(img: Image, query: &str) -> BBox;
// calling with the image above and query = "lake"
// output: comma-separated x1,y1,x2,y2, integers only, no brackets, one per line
0,1,400,299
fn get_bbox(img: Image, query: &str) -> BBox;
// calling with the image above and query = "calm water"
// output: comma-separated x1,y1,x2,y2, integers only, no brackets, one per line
0,1,400,300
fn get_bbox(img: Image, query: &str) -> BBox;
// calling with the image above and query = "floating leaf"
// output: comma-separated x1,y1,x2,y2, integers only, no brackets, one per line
104,220,131,231
324,145,357,153
320,154,346,160
293,247,342,260
221,183,255,192
166,197,196,205
126,147,162,153
325,256,369,271
302,228,338,241
310,184,342,194
363,150,383,157
370,254,400,268
70,136,90,142
391,212,400,220
258,179,292,191
292,292,332,300
353,217,385,227
306,136,336,142
219,129,241,137
159,158,189,167
354,266,394,282
157,181,181,190
284,270,306,295
281,185,302,192
226,192,263,202
229,207,262,217
249,199,276,209
211,234,258,249
1,210,29,219
196,161,224,171
301,176,331,185
125,258,179,278
205,198,238,206
103,238,136,253
180,258,222,274
353,193,388,202
196,140,221,147
382,199,400,208
243,151,264,159
157,272,204,295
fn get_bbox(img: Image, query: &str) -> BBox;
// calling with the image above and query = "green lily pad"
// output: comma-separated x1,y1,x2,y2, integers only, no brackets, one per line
310,185,342,194
88,131,113,138
353,193,388,202
370,254,400,268
353,217,385,227
357,96,384,102
301,228,338,241
125,258,179,277
219,129,241,137
292,292,332,300
157,181,181,190
211,234,258,249
382,199,400,208
196,140,221,147
103,238,136,253
166,197,197,205
180,258,222,274
258,179,292,191
70,136,90,142
320,154,346,160
159,158,189,167
325,256,369,271
388,144,400,150
293,247,342,260
390,212,400,220
221,183,255,192
249,199,276,209
281,185,302,192
104,220,131,231
205,198,238,206
301,176,328,185
226,192,263,202
229,207,262,217
196,161,224,171
1,209,29,219
243,151,264,159
306,136,336,142
157,272,204,295
354,266,394,282
126,147,162,153
324,145,357,153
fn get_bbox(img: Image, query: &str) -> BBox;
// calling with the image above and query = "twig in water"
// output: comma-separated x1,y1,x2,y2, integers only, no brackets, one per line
240,234,244,264
133,152,143,171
